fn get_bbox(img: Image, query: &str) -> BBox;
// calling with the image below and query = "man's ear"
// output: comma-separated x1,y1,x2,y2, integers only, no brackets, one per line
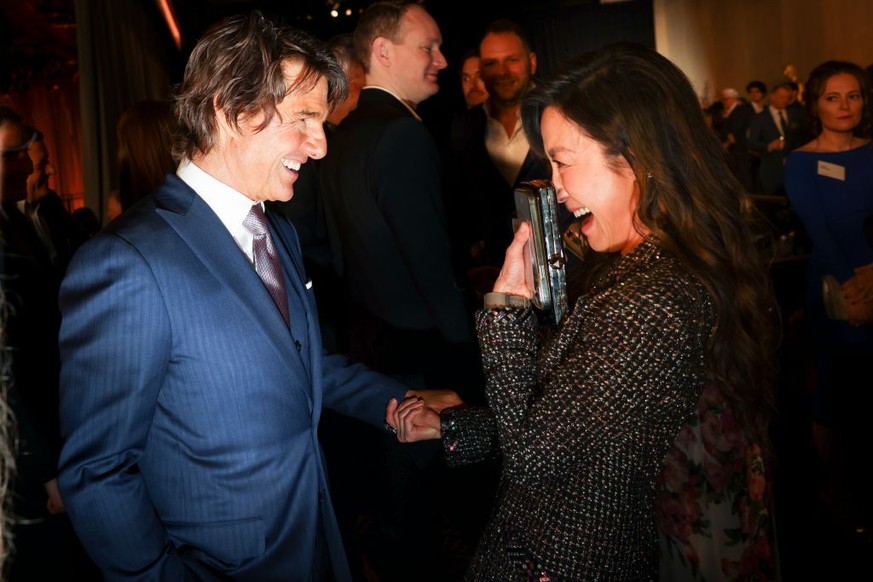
372,37,391,66
529,52,538,76
212,95,234,135
212,95,239,136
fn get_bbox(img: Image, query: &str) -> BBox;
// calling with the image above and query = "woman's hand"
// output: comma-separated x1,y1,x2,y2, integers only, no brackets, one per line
843,263,873,304
385,396,442,442
843,264,873,326
846,298,873,326
492,221,534,298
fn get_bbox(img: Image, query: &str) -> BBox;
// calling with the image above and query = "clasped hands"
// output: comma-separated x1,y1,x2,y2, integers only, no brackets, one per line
384,224,534,442
385,389,459,442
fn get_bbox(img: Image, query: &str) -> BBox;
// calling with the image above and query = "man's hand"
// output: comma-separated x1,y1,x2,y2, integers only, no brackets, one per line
385,396,442,442
44,478,65,514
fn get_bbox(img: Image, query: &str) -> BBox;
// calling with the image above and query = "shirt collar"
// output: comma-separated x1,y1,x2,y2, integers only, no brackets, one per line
362,86,422,121
176,159,259,234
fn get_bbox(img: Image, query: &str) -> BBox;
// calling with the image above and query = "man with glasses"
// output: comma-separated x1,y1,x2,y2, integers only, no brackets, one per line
1,104,92,579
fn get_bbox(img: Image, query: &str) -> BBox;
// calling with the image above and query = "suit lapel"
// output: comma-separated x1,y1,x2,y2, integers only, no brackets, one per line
153,177,313,409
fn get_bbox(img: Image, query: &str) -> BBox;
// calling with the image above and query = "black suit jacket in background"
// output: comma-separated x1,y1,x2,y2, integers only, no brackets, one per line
747,108,806,195
446,103,551,270
724,102,760,193
318,88,472,350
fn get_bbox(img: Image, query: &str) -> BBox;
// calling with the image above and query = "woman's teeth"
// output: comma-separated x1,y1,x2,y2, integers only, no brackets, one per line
573,207,590,218
281,159,301,171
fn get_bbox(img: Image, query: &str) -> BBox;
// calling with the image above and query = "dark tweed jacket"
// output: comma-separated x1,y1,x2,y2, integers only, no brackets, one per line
441,239,716,581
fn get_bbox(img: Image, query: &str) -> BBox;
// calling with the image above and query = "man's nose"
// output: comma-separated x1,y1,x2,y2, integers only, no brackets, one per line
433,47,447,70
305,128,327,160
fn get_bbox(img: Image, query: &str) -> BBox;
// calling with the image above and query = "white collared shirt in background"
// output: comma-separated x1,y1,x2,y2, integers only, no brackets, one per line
483,100,529,186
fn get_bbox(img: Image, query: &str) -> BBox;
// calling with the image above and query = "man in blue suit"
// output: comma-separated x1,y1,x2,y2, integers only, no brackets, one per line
747,82,806,195
56,12,436,581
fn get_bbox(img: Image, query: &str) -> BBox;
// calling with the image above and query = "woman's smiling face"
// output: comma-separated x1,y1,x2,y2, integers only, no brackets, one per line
541,106,647,255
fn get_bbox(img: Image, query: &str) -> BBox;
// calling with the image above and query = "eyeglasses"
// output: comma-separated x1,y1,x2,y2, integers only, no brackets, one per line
1,130,38,158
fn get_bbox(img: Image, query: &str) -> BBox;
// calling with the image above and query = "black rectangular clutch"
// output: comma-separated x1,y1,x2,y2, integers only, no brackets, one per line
514,180,568,325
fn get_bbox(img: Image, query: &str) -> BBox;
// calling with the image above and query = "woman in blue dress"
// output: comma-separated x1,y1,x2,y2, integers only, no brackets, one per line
784,60,873,525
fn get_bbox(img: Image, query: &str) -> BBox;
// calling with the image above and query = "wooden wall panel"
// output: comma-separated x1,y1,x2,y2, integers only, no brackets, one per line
656,0,872,106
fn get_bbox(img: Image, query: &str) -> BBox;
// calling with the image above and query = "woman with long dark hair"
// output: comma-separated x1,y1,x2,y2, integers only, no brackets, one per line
388,42,779,580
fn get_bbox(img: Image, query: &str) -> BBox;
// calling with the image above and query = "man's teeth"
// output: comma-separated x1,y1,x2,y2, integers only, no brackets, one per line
281,159,301,171
573,207,590,218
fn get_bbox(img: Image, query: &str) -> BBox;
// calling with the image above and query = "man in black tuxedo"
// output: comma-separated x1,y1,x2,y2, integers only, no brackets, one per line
318,3,482,578
320,2,473,385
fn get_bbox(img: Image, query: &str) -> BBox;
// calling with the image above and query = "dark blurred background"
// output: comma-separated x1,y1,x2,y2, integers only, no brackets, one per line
0,0,655,218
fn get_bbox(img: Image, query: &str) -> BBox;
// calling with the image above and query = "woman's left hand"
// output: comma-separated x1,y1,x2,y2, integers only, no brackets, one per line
843,263,873,304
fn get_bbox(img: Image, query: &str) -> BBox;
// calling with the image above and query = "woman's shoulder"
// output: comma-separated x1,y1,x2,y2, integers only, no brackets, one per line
792,137,872,155
594,244,711,315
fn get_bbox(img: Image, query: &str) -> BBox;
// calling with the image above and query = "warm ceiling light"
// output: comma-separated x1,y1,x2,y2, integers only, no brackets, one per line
156,0,182,50
330,9,338,17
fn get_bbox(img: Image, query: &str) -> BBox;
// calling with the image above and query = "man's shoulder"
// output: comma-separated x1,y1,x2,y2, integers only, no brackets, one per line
333,105,432,154
101,177,192,239
749,108,771,125
729,102,752,118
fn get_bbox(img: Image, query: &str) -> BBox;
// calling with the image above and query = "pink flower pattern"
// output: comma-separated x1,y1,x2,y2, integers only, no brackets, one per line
655,385,776,581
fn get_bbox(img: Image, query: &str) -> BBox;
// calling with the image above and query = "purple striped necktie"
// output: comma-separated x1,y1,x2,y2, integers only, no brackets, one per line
244,204,290,326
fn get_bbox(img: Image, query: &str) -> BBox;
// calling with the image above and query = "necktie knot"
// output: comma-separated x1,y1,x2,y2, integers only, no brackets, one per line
244,204,269,237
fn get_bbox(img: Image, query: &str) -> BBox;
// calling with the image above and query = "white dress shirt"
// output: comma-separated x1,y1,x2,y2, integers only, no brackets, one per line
176,159,260,264
483,100,530,186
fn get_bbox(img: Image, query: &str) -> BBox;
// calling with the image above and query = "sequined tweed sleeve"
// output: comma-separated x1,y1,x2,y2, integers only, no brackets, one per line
474,263,713,487
440,405,500,467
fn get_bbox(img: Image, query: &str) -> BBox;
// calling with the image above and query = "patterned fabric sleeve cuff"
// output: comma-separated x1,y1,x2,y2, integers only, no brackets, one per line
440,405,499,468
475,306,537,367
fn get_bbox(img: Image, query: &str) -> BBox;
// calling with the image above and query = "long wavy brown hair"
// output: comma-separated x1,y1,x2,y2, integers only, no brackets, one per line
522,43,780,450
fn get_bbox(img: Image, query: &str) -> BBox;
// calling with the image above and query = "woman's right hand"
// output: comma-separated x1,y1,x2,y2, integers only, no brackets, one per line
492,221,534,298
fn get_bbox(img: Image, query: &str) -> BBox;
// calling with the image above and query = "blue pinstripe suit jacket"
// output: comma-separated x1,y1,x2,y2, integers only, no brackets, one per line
57,174,407,581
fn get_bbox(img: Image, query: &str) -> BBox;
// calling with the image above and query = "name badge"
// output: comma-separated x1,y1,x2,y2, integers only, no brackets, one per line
817,160,846,181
